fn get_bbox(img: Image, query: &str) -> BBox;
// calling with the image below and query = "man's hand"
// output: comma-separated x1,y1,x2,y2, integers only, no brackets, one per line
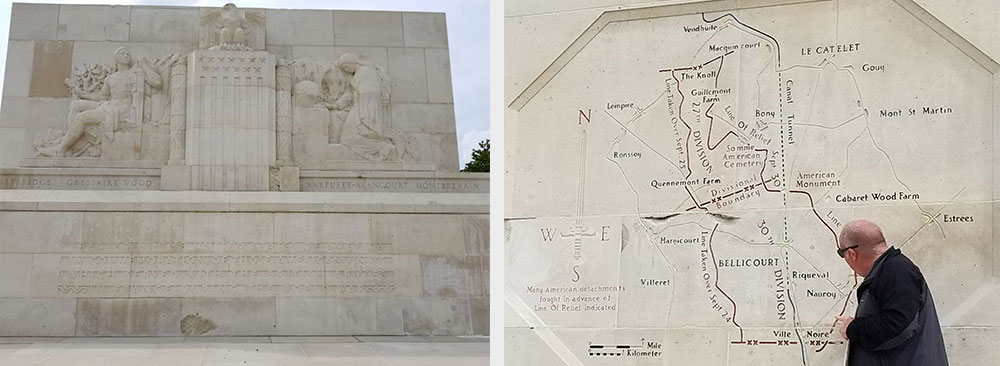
835,316,854,340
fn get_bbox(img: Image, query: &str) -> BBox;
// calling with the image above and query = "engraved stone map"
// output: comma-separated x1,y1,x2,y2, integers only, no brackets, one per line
505,0,1000,364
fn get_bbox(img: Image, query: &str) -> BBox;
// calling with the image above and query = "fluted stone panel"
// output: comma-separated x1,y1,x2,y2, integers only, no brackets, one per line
186,50,276,191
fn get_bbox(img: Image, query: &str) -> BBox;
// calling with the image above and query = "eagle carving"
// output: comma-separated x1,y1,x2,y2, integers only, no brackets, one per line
200,3,266,51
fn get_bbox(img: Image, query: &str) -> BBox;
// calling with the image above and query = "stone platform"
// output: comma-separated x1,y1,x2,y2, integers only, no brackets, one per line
0,336,489,365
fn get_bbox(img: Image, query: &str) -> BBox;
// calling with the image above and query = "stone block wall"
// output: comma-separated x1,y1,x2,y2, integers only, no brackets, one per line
0,3,458,171
0,192,489,336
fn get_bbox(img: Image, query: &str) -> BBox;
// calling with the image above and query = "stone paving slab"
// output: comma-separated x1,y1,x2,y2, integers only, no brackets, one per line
268,336,358,343
0,337,489,365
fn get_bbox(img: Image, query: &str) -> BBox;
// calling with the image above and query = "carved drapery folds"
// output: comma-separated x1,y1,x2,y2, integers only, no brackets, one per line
288,54,417,164
36,47,179,160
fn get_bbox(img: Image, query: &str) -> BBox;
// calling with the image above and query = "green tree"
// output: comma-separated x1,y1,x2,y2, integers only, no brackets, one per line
461,139,489,172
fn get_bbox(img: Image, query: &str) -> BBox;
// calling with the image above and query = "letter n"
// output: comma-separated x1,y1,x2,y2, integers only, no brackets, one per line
579,109,591,124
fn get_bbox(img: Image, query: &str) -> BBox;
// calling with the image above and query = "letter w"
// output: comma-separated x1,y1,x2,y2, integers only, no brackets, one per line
540,228,558,242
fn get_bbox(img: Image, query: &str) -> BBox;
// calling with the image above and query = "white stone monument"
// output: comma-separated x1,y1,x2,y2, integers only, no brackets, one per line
0,3,488,337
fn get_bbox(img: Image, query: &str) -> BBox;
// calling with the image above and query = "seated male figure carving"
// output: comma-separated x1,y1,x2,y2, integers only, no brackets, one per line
37,47,167,157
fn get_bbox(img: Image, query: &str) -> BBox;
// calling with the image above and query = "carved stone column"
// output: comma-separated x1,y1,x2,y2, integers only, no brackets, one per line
160,56,193,191
275,62,292,166
168,59,187,164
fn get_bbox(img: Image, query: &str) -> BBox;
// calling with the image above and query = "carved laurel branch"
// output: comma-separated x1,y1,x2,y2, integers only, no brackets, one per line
65,63,113,97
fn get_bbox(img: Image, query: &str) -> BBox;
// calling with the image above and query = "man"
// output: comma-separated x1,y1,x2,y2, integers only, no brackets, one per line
834,219,948,365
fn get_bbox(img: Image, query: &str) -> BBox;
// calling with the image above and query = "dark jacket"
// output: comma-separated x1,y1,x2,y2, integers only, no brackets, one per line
847,247,948,366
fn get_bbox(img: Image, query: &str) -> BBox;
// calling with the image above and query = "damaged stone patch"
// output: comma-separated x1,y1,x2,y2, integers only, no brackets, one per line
180,313,217,336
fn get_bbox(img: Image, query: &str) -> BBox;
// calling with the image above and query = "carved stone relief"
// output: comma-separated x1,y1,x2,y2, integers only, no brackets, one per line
200,3,265,51
36,47,179,160
288,53,417,164
15,2,444,179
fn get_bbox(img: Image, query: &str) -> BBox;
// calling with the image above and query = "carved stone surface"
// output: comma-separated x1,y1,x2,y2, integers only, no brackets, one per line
168,61,187,164
288,54,419,166
0,3,480,338
2,3,459,173
275,62,293,165
0,192,489,336
34,47,177,161
506,0,1000,363
200,3,266,51
186,49,276,190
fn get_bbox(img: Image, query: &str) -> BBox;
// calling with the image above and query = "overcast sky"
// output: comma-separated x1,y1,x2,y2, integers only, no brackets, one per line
0,0,489,168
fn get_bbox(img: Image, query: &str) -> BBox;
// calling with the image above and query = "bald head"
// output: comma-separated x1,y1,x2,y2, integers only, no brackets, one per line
839,219,888,258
